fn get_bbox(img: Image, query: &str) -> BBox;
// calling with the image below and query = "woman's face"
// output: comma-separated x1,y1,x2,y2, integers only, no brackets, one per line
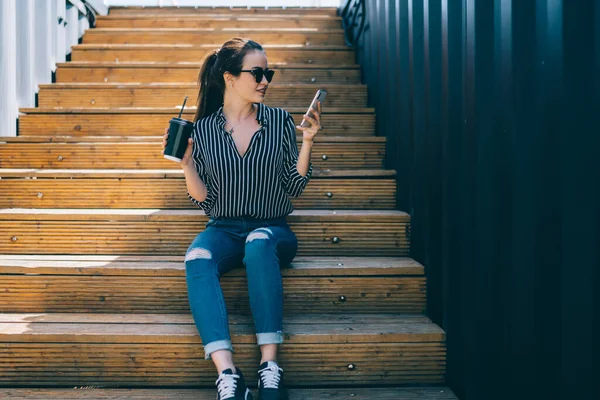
225,50,270,103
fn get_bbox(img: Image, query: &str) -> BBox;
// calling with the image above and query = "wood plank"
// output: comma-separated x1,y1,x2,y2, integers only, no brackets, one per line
107,7,340,17
82,28,346,46
71,45,355,64
0,313,445,386
0,313,437,329
0,277,421,311
0,208,409,221
0,255,423,314
96,16,343,29
56,62,360,70
55,63,361,84
0,387,459,400
19,107,373,114
0,176,396,210
0,255,423,276
17,109,375,137
0,140,385,169
37,83,367,108
0,168,395,178
3,134,381,143
0,209,410,256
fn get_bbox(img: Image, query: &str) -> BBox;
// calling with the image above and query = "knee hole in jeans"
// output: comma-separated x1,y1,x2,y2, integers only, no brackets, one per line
246,228,273,243
185,247,212,262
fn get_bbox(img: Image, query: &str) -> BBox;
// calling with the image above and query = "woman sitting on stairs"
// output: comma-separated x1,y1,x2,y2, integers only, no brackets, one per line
162,37,322,400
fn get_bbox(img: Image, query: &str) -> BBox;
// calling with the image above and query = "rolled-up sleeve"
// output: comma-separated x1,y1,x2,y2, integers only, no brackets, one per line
281,112,312,197
187,122,217,211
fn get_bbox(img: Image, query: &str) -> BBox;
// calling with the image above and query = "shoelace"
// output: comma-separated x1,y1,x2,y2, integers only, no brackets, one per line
258,364,282,389
216,372,239,399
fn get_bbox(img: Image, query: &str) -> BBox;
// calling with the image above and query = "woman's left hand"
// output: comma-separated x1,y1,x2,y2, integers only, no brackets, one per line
296,101,322,142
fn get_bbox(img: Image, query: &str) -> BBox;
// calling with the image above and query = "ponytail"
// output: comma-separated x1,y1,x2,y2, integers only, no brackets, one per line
194,50,224,122
193,38,264,123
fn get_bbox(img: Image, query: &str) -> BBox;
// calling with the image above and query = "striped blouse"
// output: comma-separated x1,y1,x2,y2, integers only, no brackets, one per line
188,102,313,219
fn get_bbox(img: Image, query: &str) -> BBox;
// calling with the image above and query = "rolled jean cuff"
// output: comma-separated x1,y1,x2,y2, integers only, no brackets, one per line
256,331,284,346
204,339,234,360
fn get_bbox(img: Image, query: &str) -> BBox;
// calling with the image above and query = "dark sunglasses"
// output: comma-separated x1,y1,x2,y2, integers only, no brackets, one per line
239,68,275,83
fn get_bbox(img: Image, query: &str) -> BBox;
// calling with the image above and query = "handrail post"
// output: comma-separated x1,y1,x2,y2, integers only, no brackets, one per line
17,0,36,109
56,0,67,64
34,0,53,87
66,2,79,54
50,0,59,73
0,0,17,137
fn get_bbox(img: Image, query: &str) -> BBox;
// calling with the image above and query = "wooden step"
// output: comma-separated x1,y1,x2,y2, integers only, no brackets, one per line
0,168,396,210
107,7,340,17
0,255,424,314
83,28,346,46
37,83,367,108
0,137,385,169
55,62,362,84
71,44,355,64
0,209,410,256
0,387,458,400
17,108,375,137
0,313,445,386
96,15,343,29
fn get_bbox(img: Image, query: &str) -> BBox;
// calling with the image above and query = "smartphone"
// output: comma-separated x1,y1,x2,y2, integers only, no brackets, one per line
300,89,327,128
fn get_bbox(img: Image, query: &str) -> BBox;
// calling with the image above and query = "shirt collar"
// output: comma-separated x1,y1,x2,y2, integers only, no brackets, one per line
216,102,268,131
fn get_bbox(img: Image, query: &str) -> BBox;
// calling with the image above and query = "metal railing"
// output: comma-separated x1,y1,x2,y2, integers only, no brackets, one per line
339,0,365,47
0,0,107,137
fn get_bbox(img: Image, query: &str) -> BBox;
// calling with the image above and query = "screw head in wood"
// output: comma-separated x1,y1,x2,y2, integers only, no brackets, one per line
331,237,340,244
322,154,328,160
307,59,313,64
90,99,95,105
37,192,43,198
347,364,356,370
326,192,333,198
311,77,317,83
339,295,347,302
11,236,18,242
57,156,63,161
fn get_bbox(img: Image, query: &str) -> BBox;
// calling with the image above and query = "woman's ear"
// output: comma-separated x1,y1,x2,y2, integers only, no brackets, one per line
223,72,234,88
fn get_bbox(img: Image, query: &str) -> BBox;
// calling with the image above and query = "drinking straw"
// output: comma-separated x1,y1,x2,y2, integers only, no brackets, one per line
178,96,188,119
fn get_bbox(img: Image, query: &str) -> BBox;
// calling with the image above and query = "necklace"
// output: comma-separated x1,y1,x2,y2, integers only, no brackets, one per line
225,105,255,134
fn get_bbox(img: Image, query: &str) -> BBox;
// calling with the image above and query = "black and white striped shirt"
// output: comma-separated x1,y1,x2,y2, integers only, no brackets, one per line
188,102,313,219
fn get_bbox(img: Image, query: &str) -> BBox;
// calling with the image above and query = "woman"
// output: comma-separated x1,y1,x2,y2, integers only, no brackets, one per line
162,38,321,400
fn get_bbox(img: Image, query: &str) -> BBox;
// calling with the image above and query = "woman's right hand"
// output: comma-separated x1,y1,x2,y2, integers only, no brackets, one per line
162,127,194,168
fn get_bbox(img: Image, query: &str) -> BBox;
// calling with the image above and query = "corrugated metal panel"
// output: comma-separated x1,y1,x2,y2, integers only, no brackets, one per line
354,0,599,398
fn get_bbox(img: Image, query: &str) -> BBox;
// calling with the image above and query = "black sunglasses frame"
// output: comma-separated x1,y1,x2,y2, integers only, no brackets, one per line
239,68,275,83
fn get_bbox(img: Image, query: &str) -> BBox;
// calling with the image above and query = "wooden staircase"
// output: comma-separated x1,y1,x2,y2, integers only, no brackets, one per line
0,6,457,399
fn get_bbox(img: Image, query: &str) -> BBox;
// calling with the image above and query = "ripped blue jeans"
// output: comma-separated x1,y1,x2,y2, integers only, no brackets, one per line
184,217,298,360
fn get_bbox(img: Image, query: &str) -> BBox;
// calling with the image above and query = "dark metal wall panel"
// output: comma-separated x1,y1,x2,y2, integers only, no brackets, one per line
353,0,599,398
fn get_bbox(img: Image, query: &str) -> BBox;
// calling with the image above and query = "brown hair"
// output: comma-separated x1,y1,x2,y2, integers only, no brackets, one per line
194,38,264,122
